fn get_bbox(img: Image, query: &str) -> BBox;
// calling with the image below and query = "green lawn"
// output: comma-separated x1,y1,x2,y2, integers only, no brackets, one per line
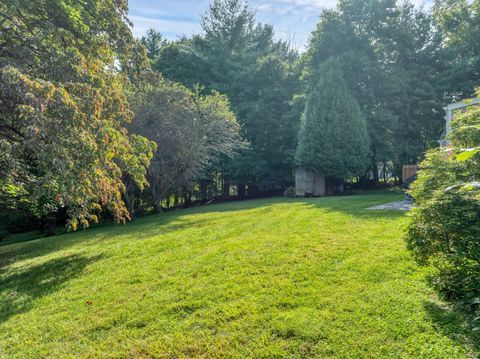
1,192,478,358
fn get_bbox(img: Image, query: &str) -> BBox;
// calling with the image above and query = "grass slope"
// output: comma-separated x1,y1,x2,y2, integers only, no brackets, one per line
1,192,478,358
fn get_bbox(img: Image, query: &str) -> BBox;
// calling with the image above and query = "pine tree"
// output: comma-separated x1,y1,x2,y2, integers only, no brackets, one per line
295,59,369,180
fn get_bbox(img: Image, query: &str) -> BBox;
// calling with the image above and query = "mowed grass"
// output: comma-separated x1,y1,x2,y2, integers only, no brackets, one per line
1,192,479,358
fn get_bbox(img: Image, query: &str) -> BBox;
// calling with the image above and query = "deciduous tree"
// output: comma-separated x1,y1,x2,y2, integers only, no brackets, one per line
0,0,155,232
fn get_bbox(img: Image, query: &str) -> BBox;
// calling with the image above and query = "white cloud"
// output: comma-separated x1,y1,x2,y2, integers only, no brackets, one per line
129,15,202,39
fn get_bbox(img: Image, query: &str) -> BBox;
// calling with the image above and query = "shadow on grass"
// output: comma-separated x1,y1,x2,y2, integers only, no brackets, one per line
0,254,101,323
424,301,480,356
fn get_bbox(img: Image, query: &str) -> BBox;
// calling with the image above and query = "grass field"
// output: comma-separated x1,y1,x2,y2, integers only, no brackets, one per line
1,192,478,358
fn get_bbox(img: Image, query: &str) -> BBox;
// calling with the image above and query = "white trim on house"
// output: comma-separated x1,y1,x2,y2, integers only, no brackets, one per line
441,98,480,147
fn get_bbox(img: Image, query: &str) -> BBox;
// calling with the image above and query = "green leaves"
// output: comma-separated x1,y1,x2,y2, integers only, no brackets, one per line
304,0,445,179
456,147,480,161
0,0,153,231
406,91,480,309
127,74,243,213
153,0,300,190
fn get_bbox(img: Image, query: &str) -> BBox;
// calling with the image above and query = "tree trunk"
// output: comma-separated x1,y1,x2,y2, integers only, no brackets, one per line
237,184,246,199
371,148,379,184
200,181,208,202
222,177,230,198
184,192,192,207
153,201,163,214
151,180,164,214
165,196,171,209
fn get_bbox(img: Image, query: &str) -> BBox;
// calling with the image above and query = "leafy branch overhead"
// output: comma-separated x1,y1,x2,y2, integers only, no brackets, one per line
0,0,154,230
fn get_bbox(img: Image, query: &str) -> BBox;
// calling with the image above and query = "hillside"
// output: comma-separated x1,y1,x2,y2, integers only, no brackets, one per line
0,192,478,358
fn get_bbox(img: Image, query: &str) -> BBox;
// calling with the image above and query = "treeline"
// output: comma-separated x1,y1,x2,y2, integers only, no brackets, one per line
147,0,480,186
1,0,480,235
149,0,301,197
0,0,244,235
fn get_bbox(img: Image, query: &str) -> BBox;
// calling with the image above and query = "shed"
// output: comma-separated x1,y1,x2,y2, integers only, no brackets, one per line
295,167,344,197
295,167,326,196
402,165,419,183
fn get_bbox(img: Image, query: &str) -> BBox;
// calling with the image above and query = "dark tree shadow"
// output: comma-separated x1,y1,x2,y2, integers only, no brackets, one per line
0,254,102,323
424,301,480,356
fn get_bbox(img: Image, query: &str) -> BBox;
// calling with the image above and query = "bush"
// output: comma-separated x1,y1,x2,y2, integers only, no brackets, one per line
406,93,480,311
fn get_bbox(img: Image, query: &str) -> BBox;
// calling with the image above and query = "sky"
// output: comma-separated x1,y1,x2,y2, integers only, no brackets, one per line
128,0,432,52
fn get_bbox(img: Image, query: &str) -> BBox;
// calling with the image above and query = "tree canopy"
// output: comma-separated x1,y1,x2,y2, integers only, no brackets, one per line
3,0,480,235
0,0,155,231
154,0,300,195
303,0,446,180
127,74,243,213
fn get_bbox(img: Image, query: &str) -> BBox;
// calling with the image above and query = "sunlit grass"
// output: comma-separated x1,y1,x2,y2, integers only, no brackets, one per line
0,192,478,358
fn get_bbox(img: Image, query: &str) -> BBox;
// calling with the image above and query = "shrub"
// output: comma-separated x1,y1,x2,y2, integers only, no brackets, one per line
406,93,480,311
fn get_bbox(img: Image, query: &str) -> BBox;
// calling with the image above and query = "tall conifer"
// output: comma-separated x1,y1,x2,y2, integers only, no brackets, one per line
295,59,369,179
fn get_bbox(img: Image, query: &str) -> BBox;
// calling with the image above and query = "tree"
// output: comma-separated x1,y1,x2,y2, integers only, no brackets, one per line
295,59,370,181
154,37,214,89
433,0,480,99
304,0,445,182
0,0,155,232
141,29,167,62
155,0,300,196
128,74,243,213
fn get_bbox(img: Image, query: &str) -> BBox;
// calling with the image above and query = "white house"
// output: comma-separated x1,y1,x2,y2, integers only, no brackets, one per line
439,98,480,147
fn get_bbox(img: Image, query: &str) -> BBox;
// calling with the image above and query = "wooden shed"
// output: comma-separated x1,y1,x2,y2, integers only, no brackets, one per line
295,167,326,197
295,167,344,197
402,165,419,182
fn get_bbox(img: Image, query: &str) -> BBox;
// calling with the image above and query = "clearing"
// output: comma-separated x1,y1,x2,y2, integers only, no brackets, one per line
0,192,478,358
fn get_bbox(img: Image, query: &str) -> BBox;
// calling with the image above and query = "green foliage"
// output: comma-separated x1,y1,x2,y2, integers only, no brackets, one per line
141,28,167,62
406,92,480,309
295,59,369,179
0,0,155,230
128,74,243,212
304,0,445,179
154,38,214,90
433,0,480,98
153,0,301,192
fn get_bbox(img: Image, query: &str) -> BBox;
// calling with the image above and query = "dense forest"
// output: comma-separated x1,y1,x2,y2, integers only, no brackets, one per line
1,0,480,235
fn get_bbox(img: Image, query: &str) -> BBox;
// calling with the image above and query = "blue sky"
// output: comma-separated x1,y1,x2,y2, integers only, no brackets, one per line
128,0,431,51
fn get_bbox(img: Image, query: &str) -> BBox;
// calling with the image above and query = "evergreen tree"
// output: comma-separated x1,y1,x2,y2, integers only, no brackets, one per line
141,29,166,62
295,59,369,179
304,0,445,181
433,0,480,99
153,0,300,195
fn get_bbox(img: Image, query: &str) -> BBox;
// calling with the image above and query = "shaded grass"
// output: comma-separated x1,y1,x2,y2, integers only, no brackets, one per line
0,192,478,358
